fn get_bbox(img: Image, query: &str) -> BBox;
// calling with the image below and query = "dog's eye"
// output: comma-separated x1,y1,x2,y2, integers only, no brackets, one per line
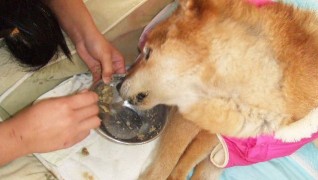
143,47,152,61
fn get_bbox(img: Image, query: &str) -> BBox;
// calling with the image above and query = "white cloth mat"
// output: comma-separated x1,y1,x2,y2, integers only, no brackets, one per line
34,74,158,180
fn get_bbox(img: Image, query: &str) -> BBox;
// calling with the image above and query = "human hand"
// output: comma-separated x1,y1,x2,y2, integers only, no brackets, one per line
8,91,100,154
76,30,126,84
45,0,126,83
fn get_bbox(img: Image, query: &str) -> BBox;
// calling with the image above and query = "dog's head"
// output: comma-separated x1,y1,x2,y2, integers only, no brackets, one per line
120,0,219,110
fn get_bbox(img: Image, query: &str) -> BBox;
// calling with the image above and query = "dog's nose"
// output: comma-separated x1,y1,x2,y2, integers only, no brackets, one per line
116,81,123,93
136,92,147,102
113,74,126,93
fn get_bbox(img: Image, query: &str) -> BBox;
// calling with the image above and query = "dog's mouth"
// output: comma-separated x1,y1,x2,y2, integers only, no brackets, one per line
127,92,149,105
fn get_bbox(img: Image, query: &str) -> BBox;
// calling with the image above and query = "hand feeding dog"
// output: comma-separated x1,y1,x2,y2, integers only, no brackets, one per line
119,0,318,179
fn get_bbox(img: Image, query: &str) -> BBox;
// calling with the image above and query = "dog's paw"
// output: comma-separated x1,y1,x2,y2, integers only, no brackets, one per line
313,139,318,148
274,120,316,142
275,108,318,142
138,168,167,180
138,170,153,180
168,170,188,180
167,175,183,180
275,125,309,142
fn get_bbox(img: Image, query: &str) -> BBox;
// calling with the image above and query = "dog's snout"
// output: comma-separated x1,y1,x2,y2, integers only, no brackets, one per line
116,81,123,93
136,92,147,102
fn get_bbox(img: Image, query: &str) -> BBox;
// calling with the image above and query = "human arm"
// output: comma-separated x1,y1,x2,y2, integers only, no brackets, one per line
0,91,100,166
0,120,28,166
44,0,126,83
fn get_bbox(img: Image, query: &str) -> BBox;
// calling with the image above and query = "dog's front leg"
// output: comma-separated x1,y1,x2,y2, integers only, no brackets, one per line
182,97,291,137
138,110,200,180
168,130,218,180
191,158,224,180
181,98,246,136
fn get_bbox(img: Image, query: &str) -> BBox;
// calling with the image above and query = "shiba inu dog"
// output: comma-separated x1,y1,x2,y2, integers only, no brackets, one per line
119,0,318,179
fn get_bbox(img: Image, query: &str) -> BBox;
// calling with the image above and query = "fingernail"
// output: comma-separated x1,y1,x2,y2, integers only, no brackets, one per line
103,76,112,83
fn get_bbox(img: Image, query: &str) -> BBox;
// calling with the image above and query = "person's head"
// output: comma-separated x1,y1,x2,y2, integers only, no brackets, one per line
0,0,71,70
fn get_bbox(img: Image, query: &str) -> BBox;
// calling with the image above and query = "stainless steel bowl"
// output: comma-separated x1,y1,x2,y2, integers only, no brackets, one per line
92,74,169,145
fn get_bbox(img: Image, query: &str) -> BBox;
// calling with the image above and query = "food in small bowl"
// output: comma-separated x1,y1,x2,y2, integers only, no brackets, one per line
92,74,169,145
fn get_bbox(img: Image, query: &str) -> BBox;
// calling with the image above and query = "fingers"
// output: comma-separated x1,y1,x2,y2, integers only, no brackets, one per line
76,42,103,83
76,35,125,83
69,102,101,147
79,116,101,131
100,52,113,83
111,47,126,74
67,91,99,109
100,44,125,83
75,101,101,130
75,103,99,121
70,114,100,147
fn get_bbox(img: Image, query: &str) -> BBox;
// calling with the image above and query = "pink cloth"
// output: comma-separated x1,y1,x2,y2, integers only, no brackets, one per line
224,132,318,167
248,0,273,6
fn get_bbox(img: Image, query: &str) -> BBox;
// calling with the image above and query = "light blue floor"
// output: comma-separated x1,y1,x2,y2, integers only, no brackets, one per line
280,0,318,11
221,143,318,180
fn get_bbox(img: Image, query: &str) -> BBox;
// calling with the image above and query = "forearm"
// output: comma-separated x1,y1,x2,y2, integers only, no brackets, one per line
43,0,126,82
0,120,28,166
44,0,99,44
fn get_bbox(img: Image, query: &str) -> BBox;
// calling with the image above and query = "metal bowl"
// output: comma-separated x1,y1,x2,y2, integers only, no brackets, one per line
92,75,169,145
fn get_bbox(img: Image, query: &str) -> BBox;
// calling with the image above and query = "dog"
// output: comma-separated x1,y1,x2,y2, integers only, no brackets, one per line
119,0,318,179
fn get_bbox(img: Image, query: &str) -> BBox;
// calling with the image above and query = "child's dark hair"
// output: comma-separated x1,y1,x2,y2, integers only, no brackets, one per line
0,0,71,70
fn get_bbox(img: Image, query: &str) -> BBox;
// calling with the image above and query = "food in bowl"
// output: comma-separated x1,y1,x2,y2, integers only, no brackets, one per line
92,75,169,145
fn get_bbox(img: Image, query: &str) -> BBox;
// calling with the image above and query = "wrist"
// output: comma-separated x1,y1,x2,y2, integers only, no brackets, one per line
0,120,29,166
73,25,101,46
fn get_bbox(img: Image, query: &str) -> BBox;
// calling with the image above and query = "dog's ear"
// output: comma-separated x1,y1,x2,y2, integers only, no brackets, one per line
178,0,195,11
178,0,212,17
178,0,246,18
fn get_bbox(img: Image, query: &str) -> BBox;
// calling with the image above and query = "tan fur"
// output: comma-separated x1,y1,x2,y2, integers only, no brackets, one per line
120,0,318,179
168,130,218,179
139,110,201,180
